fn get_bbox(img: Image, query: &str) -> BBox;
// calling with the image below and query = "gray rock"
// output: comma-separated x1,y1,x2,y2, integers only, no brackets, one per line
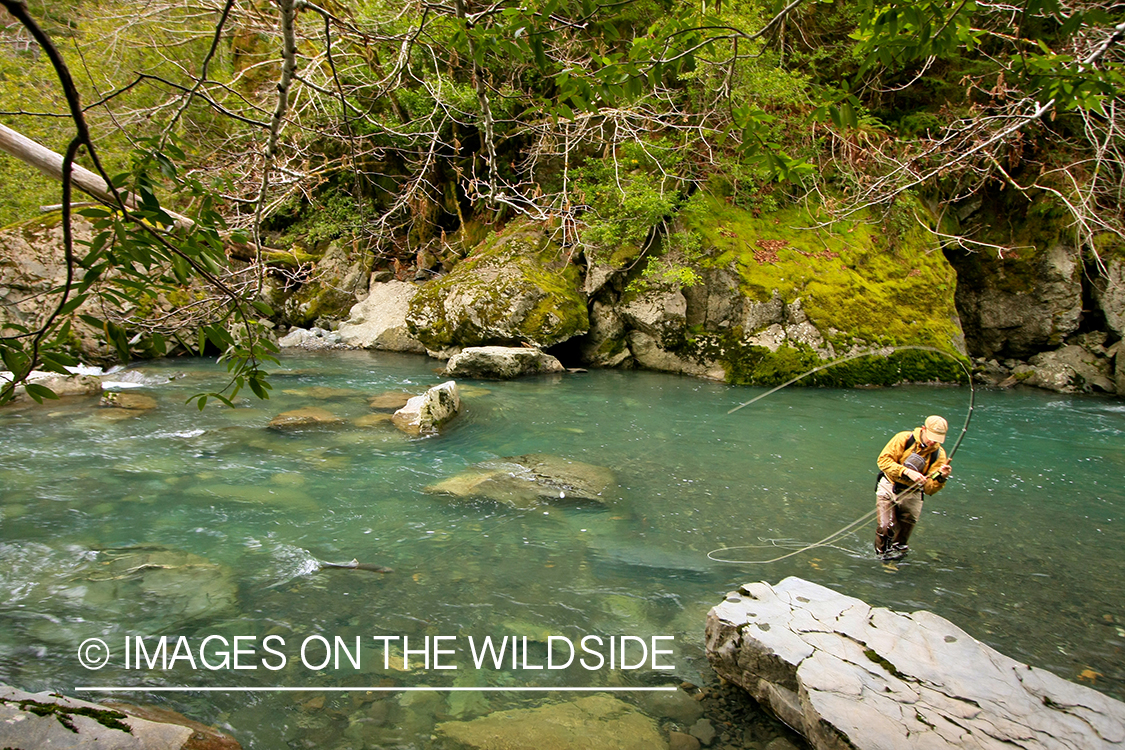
953,242,1082,358
706,576,1125,750
277,326,345,349
442,345,564,379
669,730,702,750
280,239,370,327
391,381,461,436
636,688,704,726
578,299,630,367
405,220,588,351
627,330,726,381
0,685,242,749
2,370,103,403
1092,257,1125,339
425,453,615,508
689,718,717,746
1027,344,1116,394
764,739,800,750
337,280,427,353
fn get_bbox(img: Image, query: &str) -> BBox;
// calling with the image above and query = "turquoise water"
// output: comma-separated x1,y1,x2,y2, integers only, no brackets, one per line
1,350,1122,746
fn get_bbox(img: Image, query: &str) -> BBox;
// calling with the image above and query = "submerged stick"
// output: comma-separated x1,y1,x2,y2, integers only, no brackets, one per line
318,558,393,573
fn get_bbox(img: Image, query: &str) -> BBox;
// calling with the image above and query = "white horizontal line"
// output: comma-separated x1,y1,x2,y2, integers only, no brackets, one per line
75,686,678,693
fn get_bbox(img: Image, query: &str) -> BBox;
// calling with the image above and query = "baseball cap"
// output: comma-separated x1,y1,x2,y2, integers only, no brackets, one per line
924,415,948,443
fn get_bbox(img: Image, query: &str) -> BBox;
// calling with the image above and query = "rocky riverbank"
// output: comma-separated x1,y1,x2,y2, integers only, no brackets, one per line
706,577,1125,750
4,202,1123,396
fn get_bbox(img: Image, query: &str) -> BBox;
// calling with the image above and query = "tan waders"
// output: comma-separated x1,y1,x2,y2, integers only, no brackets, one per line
874,476,924,557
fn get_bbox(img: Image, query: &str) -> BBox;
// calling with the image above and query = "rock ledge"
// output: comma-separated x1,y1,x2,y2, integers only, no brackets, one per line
706,577,1125,750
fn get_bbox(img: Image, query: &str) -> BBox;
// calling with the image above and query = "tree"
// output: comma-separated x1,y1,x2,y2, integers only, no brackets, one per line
0,0,275,408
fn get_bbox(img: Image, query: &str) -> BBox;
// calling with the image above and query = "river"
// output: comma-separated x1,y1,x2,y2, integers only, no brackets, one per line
1,350,1122,747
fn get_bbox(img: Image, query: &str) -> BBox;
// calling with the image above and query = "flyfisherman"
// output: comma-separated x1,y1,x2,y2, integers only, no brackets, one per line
874,415,953,559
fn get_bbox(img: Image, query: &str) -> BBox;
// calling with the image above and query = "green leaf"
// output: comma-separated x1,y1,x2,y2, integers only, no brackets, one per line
24,383,60,403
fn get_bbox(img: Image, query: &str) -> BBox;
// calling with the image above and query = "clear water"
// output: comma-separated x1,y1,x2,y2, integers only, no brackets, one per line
1,350,1122,747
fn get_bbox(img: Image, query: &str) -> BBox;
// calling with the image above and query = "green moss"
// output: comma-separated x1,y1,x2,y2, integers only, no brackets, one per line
655,195,966,385
684,195,959,351
261,248,320,268
0,209,66,237
3,698,132,734
408,219,588,349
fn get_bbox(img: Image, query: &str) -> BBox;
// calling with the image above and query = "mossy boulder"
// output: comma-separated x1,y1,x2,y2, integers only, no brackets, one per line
281,239,369,327
608,196,967,386
406,220,589,351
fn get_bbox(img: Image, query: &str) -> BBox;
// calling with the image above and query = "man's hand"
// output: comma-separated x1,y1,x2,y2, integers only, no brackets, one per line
939,463,952,478
903,469,926,484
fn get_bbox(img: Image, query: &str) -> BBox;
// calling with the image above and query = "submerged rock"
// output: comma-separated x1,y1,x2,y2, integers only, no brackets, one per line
267,406,347,430
0,685,242,749
425,453,615,508
367,391,414,410
706,576,1125,750
442,345,565,379
433,695,666,750
392,381,461,436
101,392,158,410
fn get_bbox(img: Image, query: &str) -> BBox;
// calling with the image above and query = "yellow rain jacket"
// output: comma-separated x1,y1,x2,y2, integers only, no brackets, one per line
877,428,949,495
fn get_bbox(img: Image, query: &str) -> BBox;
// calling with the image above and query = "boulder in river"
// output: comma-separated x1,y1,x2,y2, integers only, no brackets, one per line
425,453,615,508
433,694,666,750
442,345,565,379
706,576,1125,750
1,371,102,404
0,685,242,749
392,381,461,436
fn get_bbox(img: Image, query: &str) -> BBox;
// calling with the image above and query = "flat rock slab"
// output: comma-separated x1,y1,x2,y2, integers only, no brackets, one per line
706,577,1125,750
433,694,666,750
442,345,565,379
425,453,615,508
0,685,241,749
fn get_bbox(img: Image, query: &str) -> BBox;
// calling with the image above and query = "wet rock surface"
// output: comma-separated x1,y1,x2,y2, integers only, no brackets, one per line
425,452,615,508
433,694,667,750
706,576,1125,750
0,685,242,749
442,345,565,379
267,405,348,430
392,380,461,436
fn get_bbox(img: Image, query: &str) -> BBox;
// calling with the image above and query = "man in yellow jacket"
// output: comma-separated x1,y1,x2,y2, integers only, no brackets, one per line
875,415,953,558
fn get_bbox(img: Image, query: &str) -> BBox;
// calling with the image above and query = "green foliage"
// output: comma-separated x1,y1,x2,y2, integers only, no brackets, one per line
627,229,704,294
1,137,277,407
575,139,684,266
